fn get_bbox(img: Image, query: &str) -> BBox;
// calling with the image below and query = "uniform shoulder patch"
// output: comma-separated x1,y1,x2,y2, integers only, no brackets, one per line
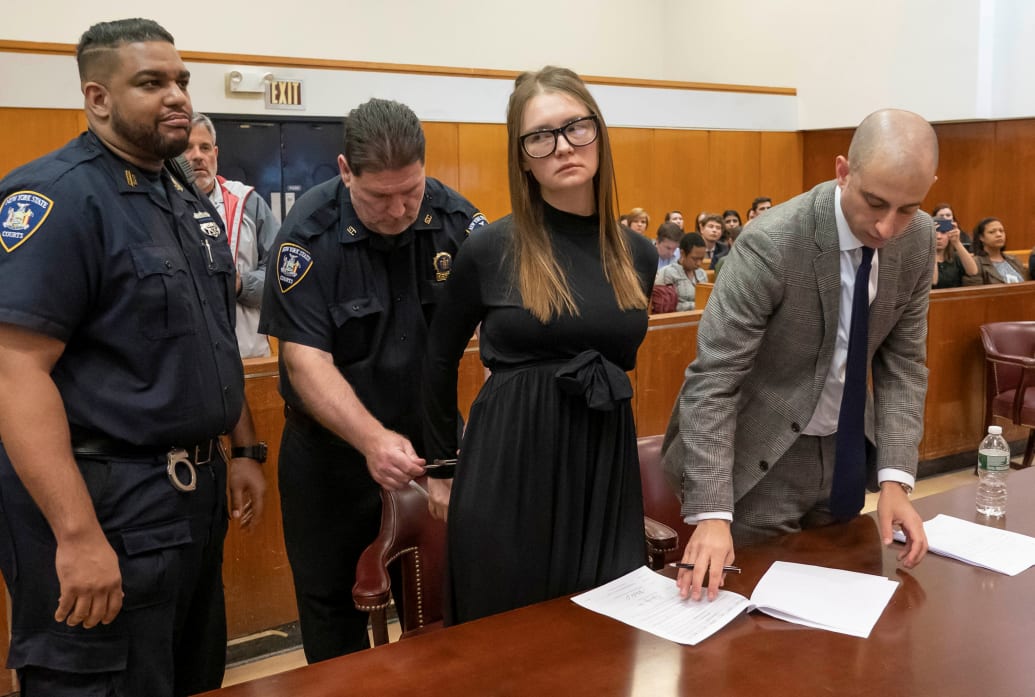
466,212,488,235
277,242,314,293
1,191,54,252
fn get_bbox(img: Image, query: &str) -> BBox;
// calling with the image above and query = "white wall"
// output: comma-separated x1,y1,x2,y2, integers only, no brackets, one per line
989,0,1035,119
0,52,798,131
660,0,988,129
1,0,669,82
1,0,1031,130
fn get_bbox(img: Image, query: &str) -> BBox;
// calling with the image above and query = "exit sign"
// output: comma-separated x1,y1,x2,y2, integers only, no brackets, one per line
266,80,304,110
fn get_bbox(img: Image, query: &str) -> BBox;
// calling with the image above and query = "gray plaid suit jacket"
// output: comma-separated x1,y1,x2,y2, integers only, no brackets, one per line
662,180,935,518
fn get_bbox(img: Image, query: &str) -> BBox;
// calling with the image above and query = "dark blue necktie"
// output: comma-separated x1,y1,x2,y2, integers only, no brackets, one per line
830,246,874,520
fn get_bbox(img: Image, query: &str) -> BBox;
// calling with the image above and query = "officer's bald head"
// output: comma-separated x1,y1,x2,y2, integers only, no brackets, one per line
76,18,175,84
846,109,939,179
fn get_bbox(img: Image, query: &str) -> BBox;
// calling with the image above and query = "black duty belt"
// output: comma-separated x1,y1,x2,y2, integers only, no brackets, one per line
70,430,219,493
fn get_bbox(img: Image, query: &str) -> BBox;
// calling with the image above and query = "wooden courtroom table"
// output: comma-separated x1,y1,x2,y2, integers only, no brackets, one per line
201,470,1035,697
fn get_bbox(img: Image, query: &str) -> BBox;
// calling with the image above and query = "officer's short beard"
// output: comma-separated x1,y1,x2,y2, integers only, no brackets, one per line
110,104,189,162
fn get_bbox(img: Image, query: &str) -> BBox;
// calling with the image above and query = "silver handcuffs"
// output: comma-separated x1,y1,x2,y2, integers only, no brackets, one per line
166,448,197,492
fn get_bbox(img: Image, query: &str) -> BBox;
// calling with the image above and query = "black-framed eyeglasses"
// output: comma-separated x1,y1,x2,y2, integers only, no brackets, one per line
520,115,599,159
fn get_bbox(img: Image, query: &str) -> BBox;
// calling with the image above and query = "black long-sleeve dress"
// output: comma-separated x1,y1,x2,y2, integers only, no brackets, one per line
421,203,658,624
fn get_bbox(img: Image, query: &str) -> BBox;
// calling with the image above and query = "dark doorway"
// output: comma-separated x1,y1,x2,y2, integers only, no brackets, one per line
209,115,344,222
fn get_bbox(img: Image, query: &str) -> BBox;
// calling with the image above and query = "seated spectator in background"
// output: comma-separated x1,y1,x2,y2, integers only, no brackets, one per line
626,207,649,234
964,217,1026,285
1029,244,1035,281
746,196,772,221
932,217,978,288
655,221,684,271
699,213,728,263
722,209,742,236
931,202,972,250
664,210,685,230
693,210,708,233
655,232,708,311
718,210,739,249
187,113,279,357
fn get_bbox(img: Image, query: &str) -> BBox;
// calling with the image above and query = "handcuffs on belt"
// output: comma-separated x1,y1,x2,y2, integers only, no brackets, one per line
165,441,216,492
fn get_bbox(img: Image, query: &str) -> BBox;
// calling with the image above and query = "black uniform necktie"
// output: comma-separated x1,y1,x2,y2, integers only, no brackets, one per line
830,246,874,520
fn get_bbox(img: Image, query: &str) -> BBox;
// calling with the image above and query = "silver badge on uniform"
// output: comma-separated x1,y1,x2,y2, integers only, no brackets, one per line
200,221,221,238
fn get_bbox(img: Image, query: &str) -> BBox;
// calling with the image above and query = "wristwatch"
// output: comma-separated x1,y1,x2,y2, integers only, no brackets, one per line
231,443,268,464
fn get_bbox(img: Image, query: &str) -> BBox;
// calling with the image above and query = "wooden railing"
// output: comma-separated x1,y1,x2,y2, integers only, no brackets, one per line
1,282,1032,677
223,284,1035,638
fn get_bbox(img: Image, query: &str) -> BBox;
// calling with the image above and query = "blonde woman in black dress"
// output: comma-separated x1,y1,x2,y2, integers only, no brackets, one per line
421,66,657,624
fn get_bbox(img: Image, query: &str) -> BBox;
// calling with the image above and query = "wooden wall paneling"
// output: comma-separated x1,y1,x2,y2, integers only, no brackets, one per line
457,341,486,421
651,129,709,227
0,590,11,695
457,123,509,222
759,131,804,207
923,121,996,233
0,107,82,177
223,358,298,639
992,119,1035,252
422,122,460,191
705,131,760,218
633,311,702,437
609,127,656,219
920,283,1035,461
801,128,852,191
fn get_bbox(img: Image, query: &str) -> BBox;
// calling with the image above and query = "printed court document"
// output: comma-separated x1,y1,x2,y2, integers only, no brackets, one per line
572,563,898,645
892,514,1035,576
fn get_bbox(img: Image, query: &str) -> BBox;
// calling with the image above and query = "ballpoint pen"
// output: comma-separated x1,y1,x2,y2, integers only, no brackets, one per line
668,562,742,574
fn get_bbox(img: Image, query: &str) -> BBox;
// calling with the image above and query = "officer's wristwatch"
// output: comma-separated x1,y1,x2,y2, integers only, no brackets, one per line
231,443,268,464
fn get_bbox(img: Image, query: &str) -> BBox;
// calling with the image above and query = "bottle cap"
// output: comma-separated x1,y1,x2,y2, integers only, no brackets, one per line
988,425,1003,435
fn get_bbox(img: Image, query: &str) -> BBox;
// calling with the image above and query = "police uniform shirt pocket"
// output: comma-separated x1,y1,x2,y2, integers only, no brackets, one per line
129,245,194,339
419,279,446,307
328,296,384,363
118,517,192,611
419,279,447,325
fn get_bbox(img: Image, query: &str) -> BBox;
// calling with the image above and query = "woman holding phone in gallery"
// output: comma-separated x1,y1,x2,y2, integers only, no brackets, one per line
932,216,977,288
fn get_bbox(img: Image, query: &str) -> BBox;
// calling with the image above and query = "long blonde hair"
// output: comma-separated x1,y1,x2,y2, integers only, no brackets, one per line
506,66,647,322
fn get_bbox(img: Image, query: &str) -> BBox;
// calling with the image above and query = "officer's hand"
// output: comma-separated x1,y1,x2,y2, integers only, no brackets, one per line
427,477,452,521
229,457,266,529
363,430,425,490
54,527,123,628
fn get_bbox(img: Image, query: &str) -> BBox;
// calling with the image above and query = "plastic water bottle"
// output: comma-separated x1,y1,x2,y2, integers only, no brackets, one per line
976,425,1010,517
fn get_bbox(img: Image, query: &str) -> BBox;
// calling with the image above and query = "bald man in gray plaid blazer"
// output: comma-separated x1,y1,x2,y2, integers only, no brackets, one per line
663,110,936,602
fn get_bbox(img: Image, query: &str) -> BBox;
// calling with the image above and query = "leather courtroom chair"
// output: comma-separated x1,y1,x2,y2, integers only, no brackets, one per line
980,321,1035,468
353,480,445,646
639,435,695,569
353,447,690,645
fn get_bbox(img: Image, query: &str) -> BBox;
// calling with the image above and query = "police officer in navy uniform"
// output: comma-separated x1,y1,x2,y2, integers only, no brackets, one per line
259,98,486,663
0,19,265,697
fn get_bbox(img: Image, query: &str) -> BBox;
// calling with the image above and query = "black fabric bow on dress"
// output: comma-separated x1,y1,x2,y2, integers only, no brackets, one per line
554,350,632,411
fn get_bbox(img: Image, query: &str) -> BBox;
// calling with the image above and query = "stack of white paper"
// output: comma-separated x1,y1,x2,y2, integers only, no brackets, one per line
893,514,1035,576
572,562,898,645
